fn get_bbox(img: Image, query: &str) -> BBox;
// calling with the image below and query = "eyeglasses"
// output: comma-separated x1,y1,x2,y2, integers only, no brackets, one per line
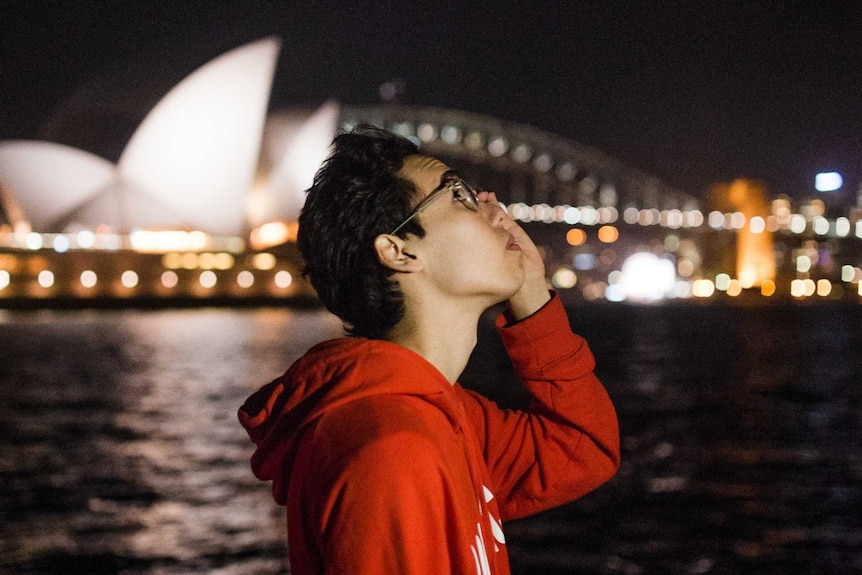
389,174,480,235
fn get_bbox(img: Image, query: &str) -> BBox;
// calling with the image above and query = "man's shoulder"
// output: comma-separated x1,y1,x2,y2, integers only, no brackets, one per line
317,394,443,442
308,394,454,478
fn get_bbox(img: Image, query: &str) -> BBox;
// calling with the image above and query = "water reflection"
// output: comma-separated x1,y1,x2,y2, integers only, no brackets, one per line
0,308,342,574
500,304,861,575
0,303,860,574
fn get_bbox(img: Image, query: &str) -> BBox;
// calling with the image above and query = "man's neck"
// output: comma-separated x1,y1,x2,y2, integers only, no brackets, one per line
386,297,484,384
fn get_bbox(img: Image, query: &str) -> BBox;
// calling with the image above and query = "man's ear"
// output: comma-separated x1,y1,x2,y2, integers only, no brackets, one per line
374,234,423,272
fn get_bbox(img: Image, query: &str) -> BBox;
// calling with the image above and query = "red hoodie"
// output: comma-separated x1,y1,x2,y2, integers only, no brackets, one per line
238,295,619,574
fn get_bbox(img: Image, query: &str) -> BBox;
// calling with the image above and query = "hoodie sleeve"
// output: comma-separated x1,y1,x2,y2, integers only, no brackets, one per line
458,294,620,521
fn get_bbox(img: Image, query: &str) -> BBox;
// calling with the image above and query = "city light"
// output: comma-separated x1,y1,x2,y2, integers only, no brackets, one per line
38,270,54,288
673,281,692,298
597,225,619,243
1,190,858,304
677,258,694,277
565,229,587,246
726,279,743,297
749,216,766,234
237,270,255,288
789,215,807,234
835,217,850,237
80,270,97,288
161,271,179,288
738,268,757,289
791,279,817,298
77,230,96,248
181,253,198,269
551,267,577,289
0,96,859,308
664,209,683,229
121,271,139,288
692,279,715,298
582,281,607,301
274,270,293,288
130,230,216,253
573,253,597,270
487,136,508,157
52,235,70,253
620,252,675,301
26,233,43,250
249,222,291,250
812,216,830,235
252,253,277,270
199,270,217,288
605,283,626,302
814,172,842,192
685,210,704,227
580,207,598,225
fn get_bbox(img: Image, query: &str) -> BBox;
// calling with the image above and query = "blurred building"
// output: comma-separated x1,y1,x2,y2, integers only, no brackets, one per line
0,38,860,305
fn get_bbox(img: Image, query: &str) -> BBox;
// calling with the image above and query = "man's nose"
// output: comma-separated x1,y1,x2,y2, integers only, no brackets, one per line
481,200,507,226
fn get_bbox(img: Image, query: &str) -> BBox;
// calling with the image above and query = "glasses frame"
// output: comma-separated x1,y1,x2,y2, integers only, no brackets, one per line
389,173,479,235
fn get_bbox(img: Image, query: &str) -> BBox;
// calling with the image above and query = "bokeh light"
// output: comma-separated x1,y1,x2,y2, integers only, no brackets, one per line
199,270,217,288
620,252,675,301
38,270,54,288
551,267,577,289
161,270,179,288
814,171,842,192
252,253,277,270
274,270,293,288
692,279,715,298
237,270,254,288
597,225,619,243
121,271,139,288
80,270,97,288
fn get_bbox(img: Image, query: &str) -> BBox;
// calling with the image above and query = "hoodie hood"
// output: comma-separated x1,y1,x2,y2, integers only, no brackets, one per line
238,337,458,504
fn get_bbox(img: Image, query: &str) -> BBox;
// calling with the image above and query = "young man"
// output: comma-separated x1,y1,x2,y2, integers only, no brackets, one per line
239,126,619,574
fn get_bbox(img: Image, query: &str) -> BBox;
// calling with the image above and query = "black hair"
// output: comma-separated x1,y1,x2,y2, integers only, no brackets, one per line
297,125,424,339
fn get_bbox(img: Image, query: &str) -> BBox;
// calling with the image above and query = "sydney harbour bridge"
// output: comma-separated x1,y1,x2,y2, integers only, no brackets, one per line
339,105,861,303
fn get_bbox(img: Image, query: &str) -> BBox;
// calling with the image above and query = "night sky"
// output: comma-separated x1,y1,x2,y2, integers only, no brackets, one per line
2,1,860,200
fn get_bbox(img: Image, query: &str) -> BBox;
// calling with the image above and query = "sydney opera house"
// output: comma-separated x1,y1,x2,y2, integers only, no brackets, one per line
1,37,860,306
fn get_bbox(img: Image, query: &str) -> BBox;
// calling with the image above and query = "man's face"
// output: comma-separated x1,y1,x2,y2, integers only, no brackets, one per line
396,155,526,305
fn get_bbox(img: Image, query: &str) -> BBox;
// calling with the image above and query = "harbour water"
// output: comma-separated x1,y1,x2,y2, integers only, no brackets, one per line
1,302,860,574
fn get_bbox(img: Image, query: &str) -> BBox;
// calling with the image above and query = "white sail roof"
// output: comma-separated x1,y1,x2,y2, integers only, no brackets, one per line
118,37,281,236
249,100,340,226
0,37,283,236
0,141,116,230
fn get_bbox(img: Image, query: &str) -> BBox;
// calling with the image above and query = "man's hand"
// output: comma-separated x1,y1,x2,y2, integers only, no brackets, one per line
480,191,551,320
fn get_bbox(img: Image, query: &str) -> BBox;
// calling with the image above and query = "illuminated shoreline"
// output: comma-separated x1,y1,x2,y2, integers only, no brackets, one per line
0,293,322,311
1,218,860,306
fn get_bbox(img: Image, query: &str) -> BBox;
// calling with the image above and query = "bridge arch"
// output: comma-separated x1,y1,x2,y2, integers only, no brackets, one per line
340,105,700,213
